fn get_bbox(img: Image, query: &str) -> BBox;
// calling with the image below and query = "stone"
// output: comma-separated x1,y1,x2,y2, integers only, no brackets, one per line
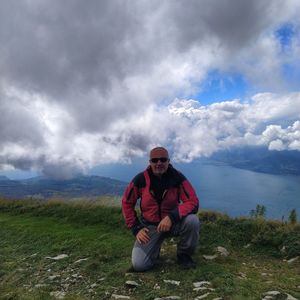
244,243,251,248
90,283,98,288
264,291,281,296
154,297,181,300
49,275,60,280
154,283,161,289
50,291,66,299
125,280,139,288
203,255,218,260
34,284,47,288
193,287,215,292
286,293,298,300
194,293,210,299
287,257,299,264
111,294,130,299
74,258,89,264
238,272,247,279
216,246,229,256
46,254,69,260
193,281,211,288
164,280,180,286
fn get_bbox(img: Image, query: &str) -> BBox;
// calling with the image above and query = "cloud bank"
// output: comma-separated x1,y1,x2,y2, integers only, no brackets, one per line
0,0,300,177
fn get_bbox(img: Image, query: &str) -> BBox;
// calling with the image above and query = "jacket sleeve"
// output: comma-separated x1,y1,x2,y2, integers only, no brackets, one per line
169,179,199,223
121,181,143,235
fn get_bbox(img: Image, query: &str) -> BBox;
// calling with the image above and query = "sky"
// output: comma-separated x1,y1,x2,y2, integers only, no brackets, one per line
0,0,300,179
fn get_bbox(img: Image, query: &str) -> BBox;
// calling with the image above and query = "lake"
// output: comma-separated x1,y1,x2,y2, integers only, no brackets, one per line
91,159,300,220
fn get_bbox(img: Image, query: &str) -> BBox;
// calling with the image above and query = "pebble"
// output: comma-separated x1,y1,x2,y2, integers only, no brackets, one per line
154,296,181,300
125,280,139,288
194,293,210,299
286,293,298,300
154,283,161,289
50,291,66,299
193,287,215,292
49,275,60,280
238,272,247,279
287,257,299,264
264,291,281,296
216,246,229,257
46,254,69,260
74,258,89,264
164,280,180,286
34,284,47,288
203,255,218,260
111,294,130,299
193,281,211,288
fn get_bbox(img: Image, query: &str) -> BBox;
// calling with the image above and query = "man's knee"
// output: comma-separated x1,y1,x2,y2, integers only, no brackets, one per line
132,247,154,272
184,214,200,231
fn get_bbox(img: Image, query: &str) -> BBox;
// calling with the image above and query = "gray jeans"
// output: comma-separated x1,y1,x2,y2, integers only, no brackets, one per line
132,214,200,272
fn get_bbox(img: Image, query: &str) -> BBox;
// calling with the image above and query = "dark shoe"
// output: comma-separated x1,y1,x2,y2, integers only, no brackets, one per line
177,253,197,269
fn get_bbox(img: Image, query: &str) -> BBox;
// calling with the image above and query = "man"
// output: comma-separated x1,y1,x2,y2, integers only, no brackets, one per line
122,146,200,272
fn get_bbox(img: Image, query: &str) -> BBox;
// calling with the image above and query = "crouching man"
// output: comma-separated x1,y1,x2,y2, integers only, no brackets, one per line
122,147,200,271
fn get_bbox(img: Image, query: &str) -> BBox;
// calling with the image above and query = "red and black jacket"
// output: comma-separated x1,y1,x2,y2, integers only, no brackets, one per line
122,164,199,235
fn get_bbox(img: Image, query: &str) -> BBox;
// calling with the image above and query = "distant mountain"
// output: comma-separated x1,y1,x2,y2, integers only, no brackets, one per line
210,147,300,176
0,175,127,199
0,175,10,181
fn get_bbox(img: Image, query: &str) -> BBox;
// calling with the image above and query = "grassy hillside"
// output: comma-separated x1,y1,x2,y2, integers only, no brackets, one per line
0,198,299,300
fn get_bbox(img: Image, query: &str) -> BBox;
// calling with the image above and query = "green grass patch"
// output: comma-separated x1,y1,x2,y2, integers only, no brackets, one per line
0,199,299,300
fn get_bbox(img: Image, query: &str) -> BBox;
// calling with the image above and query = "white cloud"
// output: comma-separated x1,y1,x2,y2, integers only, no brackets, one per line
0,1,300,177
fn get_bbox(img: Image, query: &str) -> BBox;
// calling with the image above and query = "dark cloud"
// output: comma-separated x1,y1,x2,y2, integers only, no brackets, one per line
0,0,299,178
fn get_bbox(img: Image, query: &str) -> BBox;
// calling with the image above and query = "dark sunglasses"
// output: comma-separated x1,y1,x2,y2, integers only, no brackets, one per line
150,157,169,163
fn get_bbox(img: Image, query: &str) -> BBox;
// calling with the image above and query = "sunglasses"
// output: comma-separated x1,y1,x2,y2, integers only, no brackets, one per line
150,157,169,163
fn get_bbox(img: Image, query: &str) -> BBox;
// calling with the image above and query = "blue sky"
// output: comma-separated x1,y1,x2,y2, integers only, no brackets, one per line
0,1,300,179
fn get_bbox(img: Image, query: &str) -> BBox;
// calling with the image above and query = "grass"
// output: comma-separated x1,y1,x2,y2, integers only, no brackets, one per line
0,198,299,300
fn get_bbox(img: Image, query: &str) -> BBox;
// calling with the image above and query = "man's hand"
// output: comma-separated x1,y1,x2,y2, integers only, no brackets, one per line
136,227,150,244
157,216,172,233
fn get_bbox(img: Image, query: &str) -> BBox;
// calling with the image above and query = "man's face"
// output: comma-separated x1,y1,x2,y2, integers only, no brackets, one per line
149,149,170,176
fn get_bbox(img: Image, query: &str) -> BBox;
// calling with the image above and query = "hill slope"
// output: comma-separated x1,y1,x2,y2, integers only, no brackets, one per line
0,175,127,199
0,199,299,300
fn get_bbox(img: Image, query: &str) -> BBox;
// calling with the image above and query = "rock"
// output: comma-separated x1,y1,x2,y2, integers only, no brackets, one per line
216,246,229,256
49,275,60,280
164,280,180,286
154,297,181,300
74,258,89,264
244,243,251,248
50,291,66,299
193,287,215,292
125,280,139,288
111,294,130,299
261,273,268,276
287,257,299,264
46,254,69,260
264,291,281,296
90,283,98,288
286,293,298,300
212,298,223,300
203,255,218,260
154,283,161,289
195,293,210,299
193,281,211,288
34,284,47,288
238,272,247,279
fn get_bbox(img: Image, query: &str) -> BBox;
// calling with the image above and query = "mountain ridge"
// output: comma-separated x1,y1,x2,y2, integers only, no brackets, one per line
0,175,127,199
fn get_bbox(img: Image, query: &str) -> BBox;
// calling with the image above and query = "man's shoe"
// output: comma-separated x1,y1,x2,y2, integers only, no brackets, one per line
177,253,196,269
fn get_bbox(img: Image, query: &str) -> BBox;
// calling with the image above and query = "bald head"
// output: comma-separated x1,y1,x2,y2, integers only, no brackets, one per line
149,147,170,176
149,147,169,159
